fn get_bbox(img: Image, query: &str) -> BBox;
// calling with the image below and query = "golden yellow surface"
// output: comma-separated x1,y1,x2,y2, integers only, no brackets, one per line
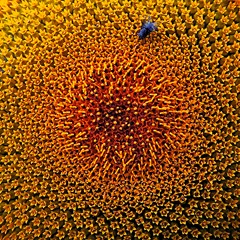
0,0,239,239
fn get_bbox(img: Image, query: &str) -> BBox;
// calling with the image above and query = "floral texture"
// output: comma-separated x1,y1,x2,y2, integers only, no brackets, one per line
0,0,240,239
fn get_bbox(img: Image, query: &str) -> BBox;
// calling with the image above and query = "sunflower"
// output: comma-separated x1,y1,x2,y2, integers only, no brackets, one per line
0,0,239,239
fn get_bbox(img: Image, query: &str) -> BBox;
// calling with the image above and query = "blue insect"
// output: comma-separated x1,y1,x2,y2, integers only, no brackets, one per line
138,17,158,40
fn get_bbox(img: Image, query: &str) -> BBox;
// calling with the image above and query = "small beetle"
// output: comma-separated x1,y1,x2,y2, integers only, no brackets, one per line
138,17,158,40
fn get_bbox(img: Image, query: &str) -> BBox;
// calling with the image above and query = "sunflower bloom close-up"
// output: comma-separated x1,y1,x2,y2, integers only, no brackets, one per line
0,0,240,239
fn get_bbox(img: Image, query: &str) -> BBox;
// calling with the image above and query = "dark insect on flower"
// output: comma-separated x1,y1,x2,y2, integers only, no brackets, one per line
138,17,158,40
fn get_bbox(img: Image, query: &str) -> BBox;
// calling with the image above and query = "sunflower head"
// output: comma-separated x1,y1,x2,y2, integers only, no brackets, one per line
0,0,240,239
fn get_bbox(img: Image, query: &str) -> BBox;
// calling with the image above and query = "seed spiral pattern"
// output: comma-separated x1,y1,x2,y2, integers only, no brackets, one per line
0,0,240,239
